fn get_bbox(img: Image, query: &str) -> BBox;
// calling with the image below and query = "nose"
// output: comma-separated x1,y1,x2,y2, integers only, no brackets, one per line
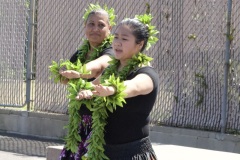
114,40,121,47
92,26,99,31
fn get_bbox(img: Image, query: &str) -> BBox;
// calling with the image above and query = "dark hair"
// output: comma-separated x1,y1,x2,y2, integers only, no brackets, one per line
118,18,149,52
85,9,110,25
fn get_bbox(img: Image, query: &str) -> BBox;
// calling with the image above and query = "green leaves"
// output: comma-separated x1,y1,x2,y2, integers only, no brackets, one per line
103,74,126,112
49,60,66,83
77,36,113,64
101,53,153,83
135,14,159,50
83,3,116,26
49,59,91,84
64,78,93,153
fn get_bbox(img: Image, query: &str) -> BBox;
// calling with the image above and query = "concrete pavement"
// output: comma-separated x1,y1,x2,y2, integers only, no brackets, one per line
0,150,45,160
0,132,63,160
152,143,240,160
1,132,240,160
2,143,240,160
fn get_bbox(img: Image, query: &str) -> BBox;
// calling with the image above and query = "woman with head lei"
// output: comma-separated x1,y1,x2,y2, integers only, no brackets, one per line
76,14,159,159
58,4,116,160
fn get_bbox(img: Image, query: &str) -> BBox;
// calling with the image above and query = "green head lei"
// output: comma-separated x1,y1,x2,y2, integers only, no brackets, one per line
134,14,159,50
83,3,116,26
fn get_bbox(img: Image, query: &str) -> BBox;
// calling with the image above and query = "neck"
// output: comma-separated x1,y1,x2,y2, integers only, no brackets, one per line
89,42,101,49
119,59,129,71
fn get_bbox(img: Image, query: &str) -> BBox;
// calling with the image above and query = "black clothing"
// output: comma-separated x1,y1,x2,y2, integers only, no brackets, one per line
104,137,157,160
104,66,159,144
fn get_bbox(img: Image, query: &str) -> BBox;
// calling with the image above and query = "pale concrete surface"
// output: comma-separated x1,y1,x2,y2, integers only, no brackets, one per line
0,150,45,160
0,109,68,139
46,146,63,160
152,143,240,160
46,144,240,160
0,132,63,160
150,126,240,154
1,141,240,160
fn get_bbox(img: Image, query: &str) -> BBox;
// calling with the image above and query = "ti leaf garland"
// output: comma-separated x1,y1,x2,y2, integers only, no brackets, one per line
49,59,90,84
64,78,93,153
101,53,153,81
77,36,113,64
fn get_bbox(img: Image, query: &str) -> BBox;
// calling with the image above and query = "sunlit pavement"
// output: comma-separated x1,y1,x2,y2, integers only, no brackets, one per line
0,132,240,160
152,143,240,160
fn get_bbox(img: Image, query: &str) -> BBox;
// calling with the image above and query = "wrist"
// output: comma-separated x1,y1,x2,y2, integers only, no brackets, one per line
77,72,81,78
109,86,116,96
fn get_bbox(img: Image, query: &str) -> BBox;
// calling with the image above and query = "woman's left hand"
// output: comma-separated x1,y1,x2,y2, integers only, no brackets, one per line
92,84,115,97
60,70,81,79
75,84,115,100
75,90,94,100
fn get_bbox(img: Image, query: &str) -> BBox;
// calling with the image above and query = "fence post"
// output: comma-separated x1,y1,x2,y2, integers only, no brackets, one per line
26,0,35,111
221,0,232,133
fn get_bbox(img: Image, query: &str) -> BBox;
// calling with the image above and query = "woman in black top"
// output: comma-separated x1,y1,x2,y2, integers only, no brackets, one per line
76,15,159,159
59,5,115,160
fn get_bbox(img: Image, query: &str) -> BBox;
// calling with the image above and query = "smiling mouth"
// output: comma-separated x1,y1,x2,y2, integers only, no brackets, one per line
115,49,122,53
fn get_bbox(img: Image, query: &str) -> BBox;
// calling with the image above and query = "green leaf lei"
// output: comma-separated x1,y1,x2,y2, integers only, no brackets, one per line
83,3,116,26
101,53,153,81
84,53,153,160
77,35,113,64
49,59,90,83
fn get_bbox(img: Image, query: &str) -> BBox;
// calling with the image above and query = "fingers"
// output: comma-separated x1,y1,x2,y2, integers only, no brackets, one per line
60,70,81,79
75,90,93,100
92,90,100,96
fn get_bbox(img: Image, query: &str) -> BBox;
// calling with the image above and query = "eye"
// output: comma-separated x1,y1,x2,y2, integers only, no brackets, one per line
98,23,105,28
87,22,94,27
114,36,118,39
122,38,128,41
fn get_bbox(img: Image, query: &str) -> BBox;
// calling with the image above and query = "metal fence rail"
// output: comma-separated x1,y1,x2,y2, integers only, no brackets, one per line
1,0,240,134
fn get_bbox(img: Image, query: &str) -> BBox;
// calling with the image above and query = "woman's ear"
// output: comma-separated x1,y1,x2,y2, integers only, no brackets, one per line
109,25,112,31
138,41,144,51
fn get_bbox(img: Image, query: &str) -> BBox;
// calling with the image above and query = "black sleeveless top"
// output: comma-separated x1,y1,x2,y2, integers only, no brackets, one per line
104,66,159,144
69,46,114,115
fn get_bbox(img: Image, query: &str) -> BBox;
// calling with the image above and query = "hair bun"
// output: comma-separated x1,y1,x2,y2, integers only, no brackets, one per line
134,14,159,50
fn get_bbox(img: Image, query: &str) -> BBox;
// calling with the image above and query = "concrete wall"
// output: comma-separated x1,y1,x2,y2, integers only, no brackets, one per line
0,109,68,139
0,109,240,154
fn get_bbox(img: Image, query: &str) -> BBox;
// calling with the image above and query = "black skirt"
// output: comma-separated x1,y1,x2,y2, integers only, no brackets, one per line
104,137,158,160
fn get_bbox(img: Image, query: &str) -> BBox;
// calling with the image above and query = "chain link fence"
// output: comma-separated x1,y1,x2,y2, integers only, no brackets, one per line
0,0,30,107
1,0,240,134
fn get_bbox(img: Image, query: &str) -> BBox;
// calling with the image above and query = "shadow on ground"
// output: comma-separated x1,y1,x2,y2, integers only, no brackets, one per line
0,132,64,157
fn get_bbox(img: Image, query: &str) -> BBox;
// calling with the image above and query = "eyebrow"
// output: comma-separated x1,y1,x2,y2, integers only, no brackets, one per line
114,33,129,37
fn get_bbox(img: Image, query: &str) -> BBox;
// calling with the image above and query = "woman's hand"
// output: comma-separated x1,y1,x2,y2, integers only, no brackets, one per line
76,90,94,100
93,84,115,97
59,70,81,79
75,84,115,100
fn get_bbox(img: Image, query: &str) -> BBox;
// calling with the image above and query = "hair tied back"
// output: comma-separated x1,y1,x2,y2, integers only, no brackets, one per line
83,3,116,26
134,14,159,50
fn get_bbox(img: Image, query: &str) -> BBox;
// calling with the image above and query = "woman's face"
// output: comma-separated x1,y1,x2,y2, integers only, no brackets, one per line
85,12,111,47
113,25,143,61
